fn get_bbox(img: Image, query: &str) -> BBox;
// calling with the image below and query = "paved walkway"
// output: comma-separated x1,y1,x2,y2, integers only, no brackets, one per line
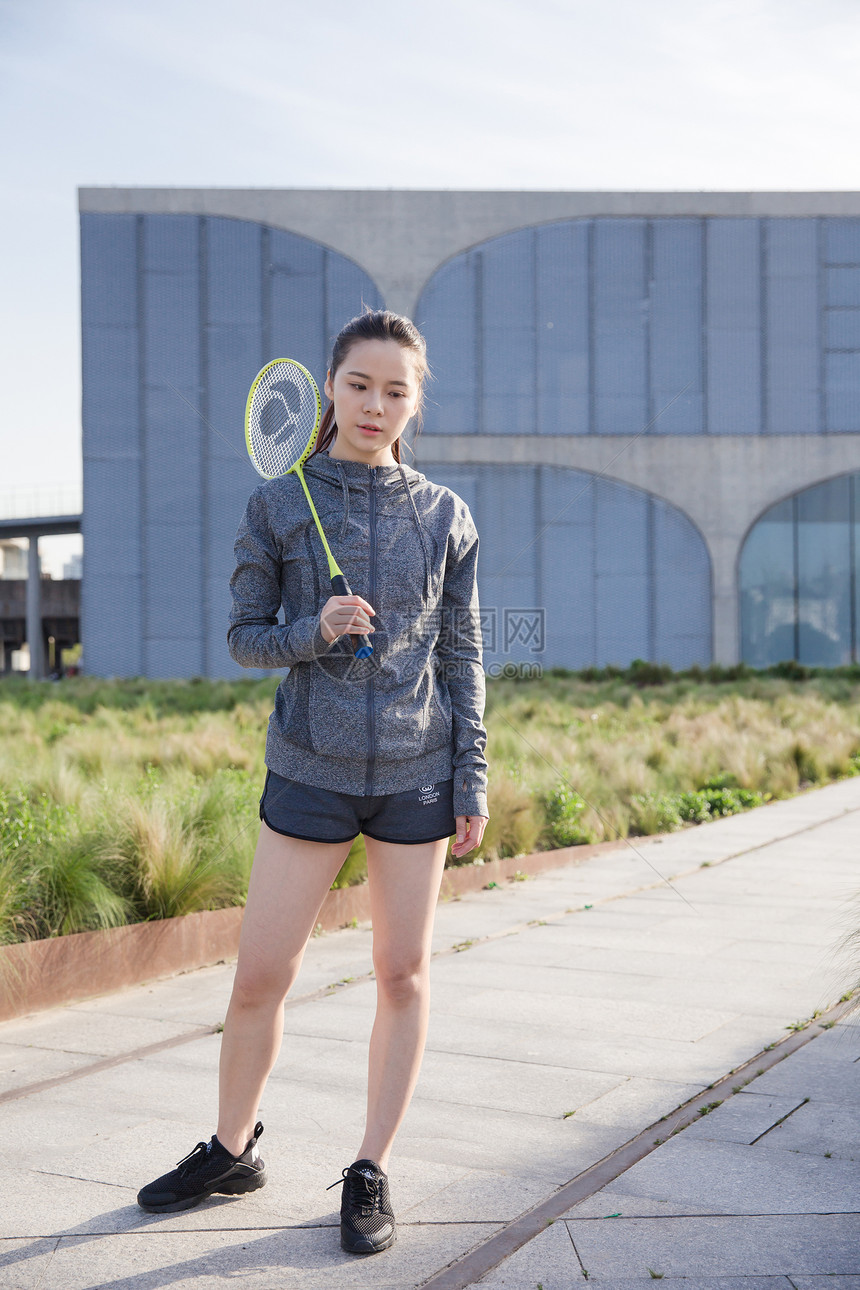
471,1020,860,1289
1,778,859,1289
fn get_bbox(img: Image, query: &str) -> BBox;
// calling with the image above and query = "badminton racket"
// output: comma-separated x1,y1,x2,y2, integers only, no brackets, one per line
245,358,373,660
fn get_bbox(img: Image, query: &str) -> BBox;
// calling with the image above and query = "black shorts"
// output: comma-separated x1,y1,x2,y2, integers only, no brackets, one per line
259,769,457,845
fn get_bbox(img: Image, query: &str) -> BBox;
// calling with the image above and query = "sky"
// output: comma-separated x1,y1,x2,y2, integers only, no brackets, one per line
1,0,860,571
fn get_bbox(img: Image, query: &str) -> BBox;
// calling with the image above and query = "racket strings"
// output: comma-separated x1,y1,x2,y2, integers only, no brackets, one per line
247,363,320,479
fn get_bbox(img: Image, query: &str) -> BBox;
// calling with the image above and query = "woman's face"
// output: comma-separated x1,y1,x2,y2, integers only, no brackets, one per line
324,338,421,465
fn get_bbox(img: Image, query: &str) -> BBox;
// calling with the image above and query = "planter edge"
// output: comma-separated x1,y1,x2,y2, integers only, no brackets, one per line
0,838,624,1023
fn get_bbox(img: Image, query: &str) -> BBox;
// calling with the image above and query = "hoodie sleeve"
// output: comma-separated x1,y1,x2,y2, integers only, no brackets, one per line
436,510,489,820
227,486,337,669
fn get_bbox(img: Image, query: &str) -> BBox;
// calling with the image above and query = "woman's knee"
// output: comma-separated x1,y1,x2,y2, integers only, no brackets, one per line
231,953,301,1010
373,956,430,1005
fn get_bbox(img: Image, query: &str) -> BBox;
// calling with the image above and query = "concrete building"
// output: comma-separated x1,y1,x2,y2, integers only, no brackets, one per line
79,189,860,677
0,540,27,581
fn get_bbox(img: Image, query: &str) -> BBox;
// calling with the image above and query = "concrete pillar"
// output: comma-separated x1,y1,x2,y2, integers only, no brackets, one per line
708,534,742,666
27,536,43,680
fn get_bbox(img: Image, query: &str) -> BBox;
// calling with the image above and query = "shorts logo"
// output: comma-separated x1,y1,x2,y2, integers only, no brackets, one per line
418,783,439,805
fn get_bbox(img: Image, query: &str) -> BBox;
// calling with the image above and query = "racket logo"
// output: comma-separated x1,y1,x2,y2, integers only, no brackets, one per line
260,381,302,445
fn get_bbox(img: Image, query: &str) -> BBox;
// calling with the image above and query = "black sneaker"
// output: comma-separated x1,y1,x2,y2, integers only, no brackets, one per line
326,1158,396,1254
137,1122,267,1213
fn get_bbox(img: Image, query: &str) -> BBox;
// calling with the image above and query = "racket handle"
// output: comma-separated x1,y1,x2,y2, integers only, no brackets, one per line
331,574,374,659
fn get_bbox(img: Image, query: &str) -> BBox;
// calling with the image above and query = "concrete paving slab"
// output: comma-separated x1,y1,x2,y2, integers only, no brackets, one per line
0,1238,58,1290
0,1172,143,1240
399,1169,554,1224
562,1185,718,1219
674,1012,800,1072
278,993,377,1043
33,1222,499,1290
49,1068,369,1174
715,940,827,967
430,896,614,947
473,941,813,983
81,1025,367,1088
788,1278,860,1289
581,1135,860,1214
394,1093,631,1184
565,1214,860,1278
430,954,812,1019
0,1097,183,1171
448,930,600,969
0,1009,203,1059
612,915,842,951
565,1075,705,1130
754,1099,860,1159
742,1025,860,1105
427,980,739,1043
472,1219,579,1287
61,965,237,1027
0,1042,99,1093
411,1048,627,1119
533,1280,796,1289
680,1091,809,1144
477,921,740,958
420,1009,765,1084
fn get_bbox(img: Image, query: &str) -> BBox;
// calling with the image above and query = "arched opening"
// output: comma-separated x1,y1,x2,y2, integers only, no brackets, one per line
422,462,712,671
740,473,860,667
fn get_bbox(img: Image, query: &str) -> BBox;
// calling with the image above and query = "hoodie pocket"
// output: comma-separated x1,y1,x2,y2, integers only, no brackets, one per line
307,658,370,759
371,655,452,763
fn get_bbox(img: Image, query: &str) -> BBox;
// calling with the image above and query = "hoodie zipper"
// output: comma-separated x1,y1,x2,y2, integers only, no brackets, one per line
365,467,378,796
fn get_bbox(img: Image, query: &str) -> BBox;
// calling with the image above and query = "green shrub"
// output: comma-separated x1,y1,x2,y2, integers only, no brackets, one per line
630,792,684,834
540,782,595,847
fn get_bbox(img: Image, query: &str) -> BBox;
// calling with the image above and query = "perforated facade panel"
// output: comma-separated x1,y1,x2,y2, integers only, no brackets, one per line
81,214,383,678
422,463,711,671
417,217,860,439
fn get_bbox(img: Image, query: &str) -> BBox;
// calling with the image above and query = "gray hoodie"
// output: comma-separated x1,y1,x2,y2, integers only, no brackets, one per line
228,450,489,820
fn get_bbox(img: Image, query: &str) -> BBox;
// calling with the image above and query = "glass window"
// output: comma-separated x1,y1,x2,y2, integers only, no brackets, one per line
740,498,795,667
796,478,851,665
740,474,859,667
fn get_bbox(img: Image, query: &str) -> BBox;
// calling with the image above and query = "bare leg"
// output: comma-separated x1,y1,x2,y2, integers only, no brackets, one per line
216,822,352,1156
354,835,449,1172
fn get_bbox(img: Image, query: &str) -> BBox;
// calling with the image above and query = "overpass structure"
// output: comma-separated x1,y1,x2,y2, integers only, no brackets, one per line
0,514,82,678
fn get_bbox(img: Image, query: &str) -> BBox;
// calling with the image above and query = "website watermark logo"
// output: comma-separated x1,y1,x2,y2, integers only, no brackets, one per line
309,605,546,683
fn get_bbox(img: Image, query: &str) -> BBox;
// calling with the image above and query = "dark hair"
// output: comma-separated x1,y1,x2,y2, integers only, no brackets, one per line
309,309,429,464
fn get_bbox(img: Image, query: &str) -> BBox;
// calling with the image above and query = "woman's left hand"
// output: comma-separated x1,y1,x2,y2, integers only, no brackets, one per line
451,815,489,860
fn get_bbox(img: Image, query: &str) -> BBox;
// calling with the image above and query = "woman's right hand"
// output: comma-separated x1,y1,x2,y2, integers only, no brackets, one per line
319,594,376,645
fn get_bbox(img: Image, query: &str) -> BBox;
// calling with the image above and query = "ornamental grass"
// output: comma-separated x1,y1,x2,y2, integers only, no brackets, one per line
1,665,858,945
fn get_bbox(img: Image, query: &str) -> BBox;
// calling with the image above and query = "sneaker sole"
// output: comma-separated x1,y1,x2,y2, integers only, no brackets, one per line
137,1168,267,1214
341,1228,396,1255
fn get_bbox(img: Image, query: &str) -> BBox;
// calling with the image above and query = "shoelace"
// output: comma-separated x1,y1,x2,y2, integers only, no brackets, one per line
175,1140,212,1177
326,1165,379,1213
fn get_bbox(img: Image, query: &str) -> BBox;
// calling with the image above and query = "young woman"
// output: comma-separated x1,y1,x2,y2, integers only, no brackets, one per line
137,310,489,1255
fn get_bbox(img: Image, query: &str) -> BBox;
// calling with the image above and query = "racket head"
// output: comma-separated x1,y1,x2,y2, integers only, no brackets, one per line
245,359,322,480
